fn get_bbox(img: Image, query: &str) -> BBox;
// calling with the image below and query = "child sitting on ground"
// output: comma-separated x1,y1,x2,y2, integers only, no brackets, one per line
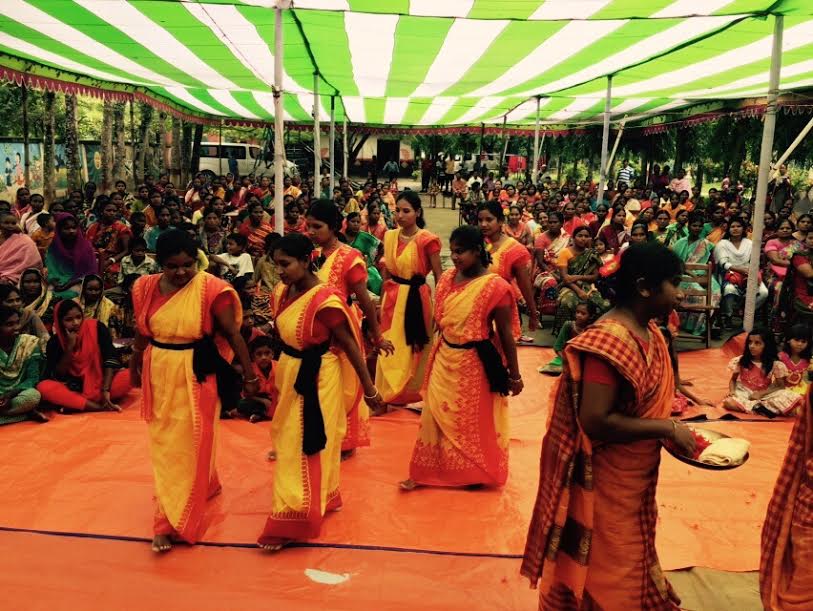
212,233,254,284
229,336,277,423
778,324,812,398
118,238,158,284
538,301,595,375
30,212,55,260
724,328,803,417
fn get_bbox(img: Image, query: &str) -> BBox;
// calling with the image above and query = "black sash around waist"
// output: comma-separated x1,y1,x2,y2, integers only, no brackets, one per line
150,336,241,410
442,335,510,396
391,273,429,349
280,340,330,456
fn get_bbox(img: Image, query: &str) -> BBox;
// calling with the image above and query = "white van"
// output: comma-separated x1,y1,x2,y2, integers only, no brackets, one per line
198,142,263,177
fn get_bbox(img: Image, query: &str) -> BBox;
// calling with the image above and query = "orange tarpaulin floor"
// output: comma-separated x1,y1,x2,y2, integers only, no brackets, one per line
0,347,792,609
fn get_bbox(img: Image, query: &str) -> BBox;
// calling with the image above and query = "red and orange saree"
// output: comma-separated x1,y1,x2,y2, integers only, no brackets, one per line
488,236,528,338
409,270,512,487
760,390,813,610
133,271,240,543
521,319,679,610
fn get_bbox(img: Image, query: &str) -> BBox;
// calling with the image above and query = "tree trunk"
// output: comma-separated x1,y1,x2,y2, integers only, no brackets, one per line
729,121,748,184
170,117,182,186
586,155,595,181
181,121,193,188
674,128,687,172
133,102,154,184
190,123,203,177
100,99,114,192
695,160,705,190
557,155,563,184
65,93,81,190
21,83,30,186
43,91,56,202
157,112,168,178
112,102,126,184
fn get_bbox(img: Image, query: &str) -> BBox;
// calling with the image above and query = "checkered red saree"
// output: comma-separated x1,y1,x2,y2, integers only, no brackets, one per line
521,319,678,610
760,390,813,610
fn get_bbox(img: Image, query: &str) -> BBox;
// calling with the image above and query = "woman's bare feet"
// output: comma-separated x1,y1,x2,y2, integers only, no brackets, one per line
267,449,276,461
371,404,389,417
340,449,355,461
29,409,49,423
151,534,172,553
399,479,421,491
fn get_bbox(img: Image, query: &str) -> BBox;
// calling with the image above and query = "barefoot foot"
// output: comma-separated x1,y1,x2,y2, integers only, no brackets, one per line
399,479,421,492
267,449,277,461
151,535,172,553
29,409,50,423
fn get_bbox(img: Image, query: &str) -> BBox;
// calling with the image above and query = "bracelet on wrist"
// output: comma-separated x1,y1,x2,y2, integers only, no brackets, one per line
510,376,522,382
364,389,379,399
243,377,259,384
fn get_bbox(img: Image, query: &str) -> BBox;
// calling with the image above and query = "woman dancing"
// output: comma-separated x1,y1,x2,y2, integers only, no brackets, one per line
257,233,382,551
130,230,256,553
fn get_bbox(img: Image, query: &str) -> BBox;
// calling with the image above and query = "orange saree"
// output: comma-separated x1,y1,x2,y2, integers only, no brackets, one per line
488,237,528,338
409,270,512,487
521,319,678,610
315,243,368,451
132,271,240,543
375,228,441,404
760,389,813,610
258,283,360,545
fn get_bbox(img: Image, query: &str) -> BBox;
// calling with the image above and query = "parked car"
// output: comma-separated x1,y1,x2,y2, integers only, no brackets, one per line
198,142,263,177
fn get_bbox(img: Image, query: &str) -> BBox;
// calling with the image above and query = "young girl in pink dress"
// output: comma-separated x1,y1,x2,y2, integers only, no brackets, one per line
779,324,811,398
724,328,803,417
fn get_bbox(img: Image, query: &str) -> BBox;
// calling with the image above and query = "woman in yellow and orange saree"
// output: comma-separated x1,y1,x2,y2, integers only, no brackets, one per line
130,230,256,553
760,387,813,610
376,191,442,406
403,226,522,490
258,234,382,551
477,202,539,342
305,201,394,454
521,243,696,610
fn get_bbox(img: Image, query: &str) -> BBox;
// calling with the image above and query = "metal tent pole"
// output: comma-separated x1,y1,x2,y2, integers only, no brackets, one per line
273,5,285,234
218,119,223,176
596,75,612,206
313,73,321,184
532,96,541,184
744,15,784,332
773,114,813,170
329,96,335,196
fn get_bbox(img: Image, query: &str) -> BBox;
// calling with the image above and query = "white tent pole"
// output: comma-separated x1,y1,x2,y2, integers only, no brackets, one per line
536,132,546,173
744,15,783,333
273,5,285,235
313,72,320,183
605,118,626,177
532,96,541,184
773,114,813,170
500,116,509,176
329,95,335,196
342,115,348,180
218,119,223,176
596,75,612,206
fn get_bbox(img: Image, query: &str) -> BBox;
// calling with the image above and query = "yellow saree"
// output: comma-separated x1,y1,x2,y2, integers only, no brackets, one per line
409,271,512,487
375,228,440,404
258,282,360,544
316,244,367,451
133,271,240,543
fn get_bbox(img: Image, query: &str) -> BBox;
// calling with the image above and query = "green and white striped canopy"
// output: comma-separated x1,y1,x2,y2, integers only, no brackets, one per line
0,0,811,126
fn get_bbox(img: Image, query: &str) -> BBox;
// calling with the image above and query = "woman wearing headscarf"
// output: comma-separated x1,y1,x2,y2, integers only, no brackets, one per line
45,213,99,299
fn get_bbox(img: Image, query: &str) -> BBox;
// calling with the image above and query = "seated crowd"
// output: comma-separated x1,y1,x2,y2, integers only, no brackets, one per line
0,171,397,425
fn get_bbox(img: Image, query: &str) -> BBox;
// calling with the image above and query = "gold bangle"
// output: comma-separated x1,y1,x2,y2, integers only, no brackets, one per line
364,389,379,399
244,377,259,384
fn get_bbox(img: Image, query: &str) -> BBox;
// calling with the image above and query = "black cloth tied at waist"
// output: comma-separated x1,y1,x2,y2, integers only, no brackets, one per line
391,273,429,349
150,336,241,410
442,335,509,396
280,340,330,456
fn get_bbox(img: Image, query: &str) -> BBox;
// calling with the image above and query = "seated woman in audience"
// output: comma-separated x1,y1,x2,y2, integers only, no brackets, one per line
672,211,720,336
723,328,802,417
715,217,768,330
587,203,609,237
85,196,132,288
764,218,800,311
144,206,172,252
598,206,629,254
561,201,586,237
198,208,228,257
360,201,387,241
45,213,99,299
703,204,728,244
504,205,534,253
0,284,49,349
238,201,274,259
37,300,130,413
344,211,383,296
791,213,812,243
664,208,690,248
553,226,607,334
778,230,813,328
77,274,123,338
0,305,46,424
778,324,812,398
0,211,42,286
19,268,55,332
651,209,672,244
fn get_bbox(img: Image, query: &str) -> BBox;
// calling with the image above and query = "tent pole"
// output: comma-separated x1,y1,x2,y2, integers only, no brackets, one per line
605,119,626,178
537,132,546,172
342,115,348,180
597,75,612,207
273,5,285,234
329,96,335,196
745,15,783,332
313,73,321,184
532,96,541,184
773,114,813,170
218,119,223,176
500,116,509,177
21,82,30,187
